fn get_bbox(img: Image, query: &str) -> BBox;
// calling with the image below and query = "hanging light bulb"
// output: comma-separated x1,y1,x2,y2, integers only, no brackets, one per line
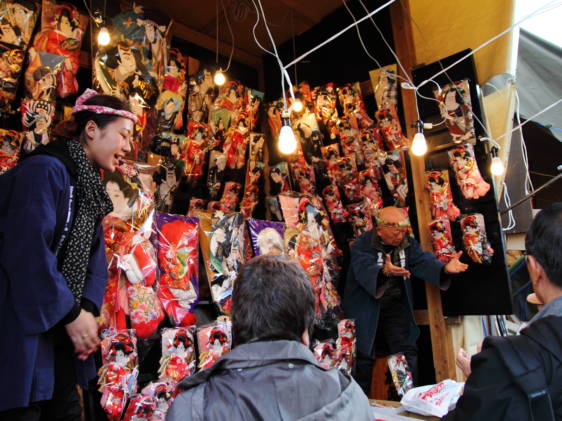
278,111,297,154
97,26,110,46
411,120,427,156
490,147,505,176
291,98,303,113
214,69,226,86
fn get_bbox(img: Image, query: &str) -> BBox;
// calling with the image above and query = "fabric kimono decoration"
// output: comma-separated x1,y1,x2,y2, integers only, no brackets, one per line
247,218,285,256
33,0,88,97
359,168,383,217
0,128,22,173
155,213,199,326
291,104,324,163
335,319,356,374
23,48,64,101
313,340,337,369
187,68,214,123
429,218,457,263
312,82,339,129
426,170,460,221
376,106,408,151
266,195,284,222
435,79,476,144
388,353,414,397
0,0,39,48
245,88,263,130
223,112,250,170
123,380,174,421
337,82,374,130
198,211,245,314
360,127,385,176
207,150,226,200
219,181,242,213
158,327,196,383
98,329,139,421
289,159,317,195
183,121,210,181
0,42,25,112
332,156,361,204
248,132,265,162
382,151,409,206
338,116,365,169
448,143,490,200
155,48,187,133
240,161,264,218
370,64,399,110
197,318,232,370
460,213,494,264
347,200,374,238
20,99,55,154
268,161,291,195
209,80,245,132
322,184,349,224
266,99,284,139
188,198,208,215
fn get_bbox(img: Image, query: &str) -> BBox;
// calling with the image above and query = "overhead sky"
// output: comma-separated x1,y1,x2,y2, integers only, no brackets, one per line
517,0,562,47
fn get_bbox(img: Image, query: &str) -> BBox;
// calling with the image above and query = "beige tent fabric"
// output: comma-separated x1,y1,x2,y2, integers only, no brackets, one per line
408,0,516,84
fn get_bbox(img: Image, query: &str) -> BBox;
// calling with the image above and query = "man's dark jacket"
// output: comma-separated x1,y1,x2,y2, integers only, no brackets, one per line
443,315,562,421
166,340,372,421
343,230,448,356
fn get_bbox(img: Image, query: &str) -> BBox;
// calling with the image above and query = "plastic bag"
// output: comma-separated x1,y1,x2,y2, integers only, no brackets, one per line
429,218,457,263
312,340,337,369
435,79,476,144
426,170,460,221
400,379,464,418
247,218,285,256
448,143,490,200
158,327,196,383
0,0,39,48
154,213,199,326
0,42,25,112
382,151,408,207
335,319,356,374
20,98,55,154
197,318,232,370
460,213,494,264
388,353,414,397
0,128,23,173
337,82,374,130
240,161,264,218
98,329,139,421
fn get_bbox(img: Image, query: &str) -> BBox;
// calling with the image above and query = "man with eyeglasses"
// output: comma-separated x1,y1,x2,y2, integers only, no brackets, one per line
343,206,468,395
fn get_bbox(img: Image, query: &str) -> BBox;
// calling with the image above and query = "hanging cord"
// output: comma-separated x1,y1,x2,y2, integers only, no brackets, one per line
283,0,396,71
514,89,534,194
249,0,276,58
254,0,295,108
220,0,235,72
341,0,382,69
502,181,517,231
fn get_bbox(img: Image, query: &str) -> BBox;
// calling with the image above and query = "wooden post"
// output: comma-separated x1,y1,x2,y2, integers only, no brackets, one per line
389,0,458,381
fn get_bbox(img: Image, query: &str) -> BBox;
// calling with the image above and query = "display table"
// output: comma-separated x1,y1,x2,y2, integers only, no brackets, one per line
370,400,441,421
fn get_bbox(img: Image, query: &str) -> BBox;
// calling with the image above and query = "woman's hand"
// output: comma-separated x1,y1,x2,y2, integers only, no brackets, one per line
65,309,100,361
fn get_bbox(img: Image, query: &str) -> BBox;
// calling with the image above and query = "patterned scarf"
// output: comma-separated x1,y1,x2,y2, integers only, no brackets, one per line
60,139,113,301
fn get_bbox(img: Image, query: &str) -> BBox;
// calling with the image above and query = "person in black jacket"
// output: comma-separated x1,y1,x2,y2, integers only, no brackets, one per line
166,255,373,421
444,203,562,420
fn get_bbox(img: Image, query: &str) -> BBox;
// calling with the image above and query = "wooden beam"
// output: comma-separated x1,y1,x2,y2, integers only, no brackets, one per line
414,310,429,326
276,0,318,27
389,0,457,382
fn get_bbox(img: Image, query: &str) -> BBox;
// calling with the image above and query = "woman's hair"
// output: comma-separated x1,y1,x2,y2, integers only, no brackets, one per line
52,94,131,139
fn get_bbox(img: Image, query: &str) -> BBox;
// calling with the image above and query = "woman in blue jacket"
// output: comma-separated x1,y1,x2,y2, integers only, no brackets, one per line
0,89,136,419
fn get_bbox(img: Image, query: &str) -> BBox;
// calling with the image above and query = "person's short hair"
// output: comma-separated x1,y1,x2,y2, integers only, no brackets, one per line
525,202,562,287
231,255,315,346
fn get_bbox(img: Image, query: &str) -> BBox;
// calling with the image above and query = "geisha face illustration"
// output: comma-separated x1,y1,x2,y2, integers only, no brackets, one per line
167,58,179,78
56,8,77,38
256,227,284,255
444,89,462,112
208,328,228,353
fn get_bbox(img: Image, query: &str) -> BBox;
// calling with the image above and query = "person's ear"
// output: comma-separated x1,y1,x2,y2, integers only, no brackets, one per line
528,255,547,288
301,329,310,347
83,120,98,141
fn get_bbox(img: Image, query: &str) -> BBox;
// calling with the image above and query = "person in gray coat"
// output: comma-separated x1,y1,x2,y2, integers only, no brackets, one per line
166,255,372,421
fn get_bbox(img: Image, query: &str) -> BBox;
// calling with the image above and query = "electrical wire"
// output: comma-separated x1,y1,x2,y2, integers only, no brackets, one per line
502,181,517,231
283,0,396,70
514,88,534,194
249,0,276,58
416,0,562,90
220,0,235,72
341,0,382,68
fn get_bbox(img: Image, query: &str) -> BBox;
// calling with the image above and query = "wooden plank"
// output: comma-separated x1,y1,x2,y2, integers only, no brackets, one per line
276,0,318,26
414,309,429,326
389,0,457,382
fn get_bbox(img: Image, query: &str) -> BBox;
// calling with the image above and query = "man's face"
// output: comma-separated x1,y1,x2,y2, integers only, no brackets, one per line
376,223,407,246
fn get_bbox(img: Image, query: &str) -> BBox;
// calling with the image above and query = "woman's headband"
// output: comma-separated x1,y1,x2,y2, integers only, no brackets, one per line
71,89,138,124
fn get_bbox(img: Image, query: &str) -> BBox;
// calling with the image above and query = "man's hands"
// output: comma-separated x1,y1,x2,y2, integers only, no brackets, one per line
444,251,469,274
382,254,411,278
65,309,100,361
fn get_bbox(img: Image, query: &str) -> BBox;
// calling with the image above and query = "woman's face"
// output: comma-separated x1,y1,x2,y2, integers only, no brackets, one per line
58,15,73,36
85,117,133,171
118,46,136,73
